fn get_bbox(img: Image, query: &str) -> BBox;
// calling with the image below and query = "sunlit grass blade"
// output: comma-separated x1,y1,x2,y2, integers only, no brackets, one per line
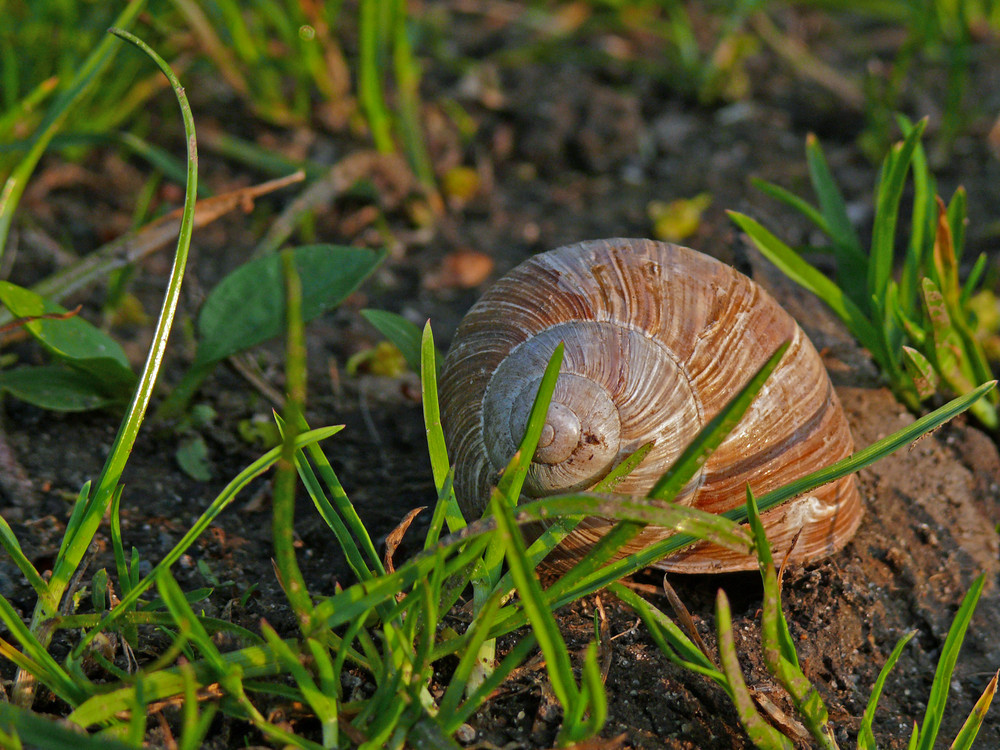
490,494,579,712
444,635,538,733
915,573,986,750
276,411,385,577
484,383,993,633
178,663,218,750
750,177,829,235
261,625,338,746
748,381,994,518
0,516,46,599
869,118,927,302
949,671,998,750
67,426,341,664
481,343,563,586
419,321,462,537
716,589,794,750
804,133,867,286
745,488,795,666
0,702,136,750
289,436,377,582
609,583,723,684
593,442,654,493
649,341,789,500
858,629,917,749
437,591,503,719
494,343,564,505
728,210,884,360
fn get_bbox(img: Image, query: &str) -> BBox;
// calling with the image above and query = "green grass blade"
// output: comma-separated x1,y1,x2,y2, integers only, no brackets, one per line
420,321,455,514
277,411,386,576
728,211,885,360
949,671,998,750
445,634,538,733
858,630,917,749
745,488,797,668
0,0,149,259
869,119,927,302
716,589,794,750
48,26,198,613
916,574,986,750
649,341,789,500
592,442,654,493
0,516,46,600
0,703,136,750
69,426,340,662
751,177,829,234
804,133,867,288
947,186,968,262
490,493,579,711
609,582,724,684
750,382,994,517
486,383,993,635
495,343,564,504
0,597,85,705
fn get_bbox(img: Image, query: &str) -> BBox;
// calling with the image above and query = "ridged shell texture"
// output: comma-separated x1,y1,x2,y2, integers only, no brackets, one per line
439,238,862,572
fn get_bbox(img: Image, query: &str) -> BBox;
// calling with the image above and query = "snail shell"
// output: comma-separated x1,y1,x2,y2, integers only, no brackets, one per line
439,238,862,573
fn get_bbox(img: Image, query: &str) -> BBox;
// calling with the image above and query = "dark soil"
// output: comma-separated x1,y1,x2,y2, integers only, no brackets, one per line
4,5,1000,748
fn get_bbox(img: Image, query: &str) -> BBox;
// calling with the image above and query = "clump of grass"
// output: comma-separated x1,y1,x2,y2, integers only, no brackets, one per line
730,118,998,428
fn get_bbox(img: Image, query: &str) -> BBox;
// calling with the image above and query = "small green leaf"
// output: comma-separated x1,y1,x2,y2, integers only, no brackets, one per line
362,308,442,375
194,245,384,367
176,435,213,481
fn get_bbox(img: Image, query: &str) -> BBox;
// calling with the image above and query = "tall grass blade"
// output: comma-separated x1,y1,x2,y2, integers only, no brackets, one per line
858,630,917,749
916,573,986,750
491,494,579,711
728,211,884,360
949,671,998,750
716,589,794,750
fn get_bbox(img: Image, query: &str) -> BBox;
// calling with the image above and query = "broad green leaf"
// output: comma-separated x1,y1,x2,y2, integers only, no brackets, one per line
193,244,384,367
0,365,119,410
0,281,135,394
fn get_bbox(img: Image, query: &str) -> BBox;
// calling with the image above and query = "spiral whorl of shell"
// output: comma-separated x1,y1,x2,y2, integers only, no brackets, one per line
438,238,862,572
